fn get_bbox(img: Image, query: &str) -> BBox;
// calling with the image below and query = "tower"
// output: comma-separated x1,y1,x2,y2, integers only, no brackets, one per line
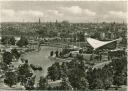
39,18,41,25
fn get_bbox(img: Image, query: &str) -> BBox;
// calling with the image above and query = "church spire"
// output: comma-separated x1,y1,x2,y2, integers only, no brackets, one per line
39,17,41,25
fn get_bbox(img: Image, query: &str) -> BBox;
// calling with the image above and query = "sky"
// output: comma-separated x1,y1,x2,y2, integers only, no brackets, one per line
0,1,127,23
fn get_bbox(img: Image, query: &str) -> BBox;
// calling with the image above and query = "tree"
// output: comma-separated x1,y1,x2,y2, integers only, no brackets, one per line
113,74,124,90
55,50,59,57
61,48,71,56
103,78,113,90
90,78,103,89
1,36,16,45
50,51,54,56
0,62,9,71
102,65,114,90
17,61,33,86
77,32,85,42
1,36,8,45
47,66,56,81
11,49,21,60
38,76,48,90
76,54,84,60
36,26,47,38
60,77,73,90
3,51,13,65
87,68,103,89
4,71,18,87
9,36,16,45
111,57,127,88
90,31,100,40
61,62,68,78
25,76,36,90
86,56,127,90
16,36,28,47
79,49,83,54
47,62,61,81
48,31,57,38
67,59,88,89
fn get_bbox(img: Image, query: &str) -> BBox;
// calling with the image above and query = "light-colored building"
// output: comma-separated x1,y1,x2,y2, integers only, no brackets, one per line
100,32,105,40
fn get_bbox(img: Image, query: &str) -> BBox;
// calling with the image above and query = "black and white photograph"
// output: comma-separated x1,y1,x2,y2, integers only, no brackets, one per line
0,0,127,90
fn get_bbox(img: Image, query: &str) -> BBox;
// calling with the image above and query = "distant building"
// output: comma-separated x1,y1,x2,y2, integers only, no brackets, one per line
15,37,21,42
100,32,105,40
84,32,89,39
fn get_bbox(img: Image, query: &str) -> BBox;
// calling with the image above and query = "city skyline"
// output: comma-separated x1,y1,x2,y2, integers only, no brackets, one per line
0,1,127,23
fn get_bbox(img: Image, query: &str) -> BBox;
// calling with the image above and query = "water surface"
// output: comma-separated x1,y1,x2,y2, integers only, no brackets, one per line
24,46,61,83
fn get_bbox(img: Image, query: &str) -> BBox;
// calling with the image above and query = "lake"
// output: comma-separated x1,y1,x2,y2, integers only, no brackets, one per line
24,46,61,84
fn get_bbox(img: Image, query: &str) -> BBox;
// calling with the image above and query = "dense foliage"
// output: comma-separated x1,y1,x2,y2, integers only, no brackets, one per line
16,36,28,47
24,76,36,90
47,62,61,81
1,36,16,45
11,49,21,60
47,58,89,90
3,51,13,65
4,71,18,87
37,76,48,90
17,61,33,86
47,55,127,90
87,57,127,90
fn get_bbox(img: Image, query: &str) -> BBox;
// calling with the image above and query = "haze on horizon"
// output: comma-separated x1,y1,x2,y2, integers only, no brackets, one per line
0,1,127,23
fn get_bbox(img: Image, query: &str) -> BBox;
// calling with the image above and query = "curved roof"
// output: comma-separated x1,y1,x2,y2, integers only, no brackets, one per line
87,38,118,50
